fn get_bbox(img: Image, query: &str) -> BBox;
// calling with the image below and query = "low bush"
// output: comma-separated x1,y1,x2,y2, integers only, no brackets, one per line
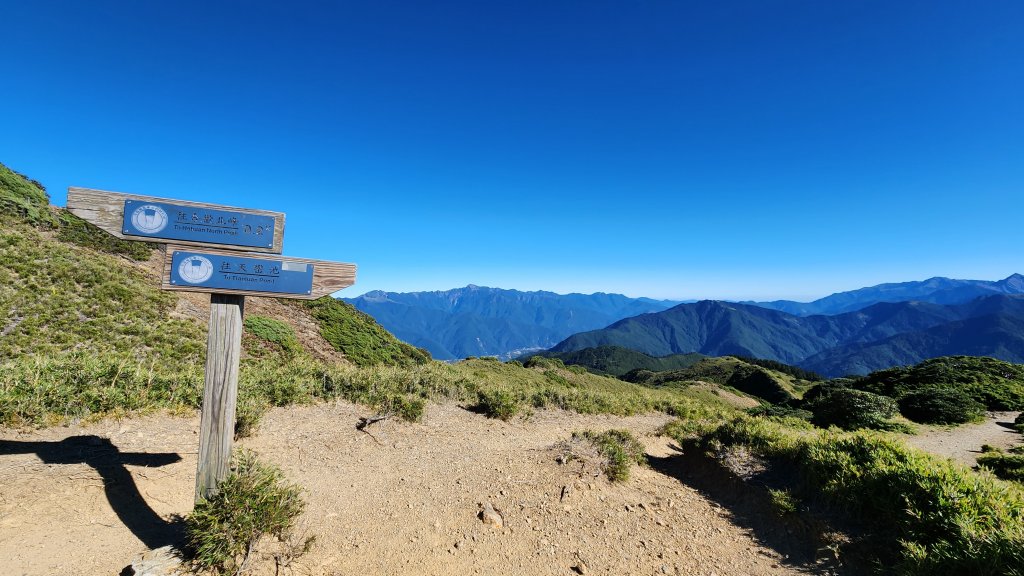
670,416,1024,575
977,452,1024,483
572,429,647,482
1015,413,1024,433
187,450,312,575
803,387,899,430
475,388,523,421
898,387,986,425
243,315,302,358
857,356,1024,411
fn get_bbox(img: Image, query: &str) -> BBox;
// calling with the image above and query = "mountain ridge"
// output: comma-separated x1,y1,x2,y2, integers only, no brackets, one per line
549,294,1024,376
343,286,679,360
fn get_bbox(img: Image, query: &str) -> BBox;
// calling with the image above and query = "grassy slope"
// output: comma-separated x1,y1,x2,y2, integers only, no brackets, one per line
625,356,815,404
855,356,1024,410
532,345,705,377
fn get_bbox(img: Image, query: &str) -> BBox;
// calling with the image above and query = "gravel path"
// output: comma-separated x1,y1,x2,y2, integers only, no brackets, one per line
0,402,811,576
901,411,1022,465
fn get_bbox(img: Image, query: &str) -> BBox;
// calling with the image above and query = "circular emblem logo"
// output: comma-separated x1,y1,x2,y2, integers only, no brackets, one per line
178,256,214,284
131,204,169,234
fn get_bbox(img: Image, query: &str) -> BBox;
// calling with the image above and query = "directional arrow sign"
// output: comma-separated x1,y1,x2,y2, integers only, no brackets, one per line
67,187,286,253
162,246,356,299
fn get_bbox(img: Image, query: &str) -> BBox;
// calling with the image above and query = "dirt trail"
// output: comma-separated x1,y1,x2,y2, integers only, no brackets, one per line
1,402,814,576
901,411,1022,465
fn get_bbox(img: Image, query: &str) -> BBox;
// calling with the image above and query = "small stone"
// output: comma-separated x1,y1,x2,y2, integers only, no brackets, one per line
479,502,504,529
127,545,182,576
574,558,589,574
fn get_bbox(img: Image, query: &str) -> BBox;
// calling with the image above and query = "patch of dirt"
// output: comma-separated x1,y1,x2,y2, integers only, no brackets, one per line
900,411,1023,465
0,403,813,576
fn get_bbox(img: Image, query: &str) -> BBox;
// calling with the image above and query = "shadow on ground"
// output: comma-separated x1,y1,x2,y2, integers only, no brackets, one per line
0,435,185,549
647,442,863,576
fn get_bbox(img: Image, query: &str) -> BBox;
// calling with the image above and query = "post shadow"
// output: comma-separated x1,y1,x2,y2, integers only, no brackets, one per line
0,435,185,549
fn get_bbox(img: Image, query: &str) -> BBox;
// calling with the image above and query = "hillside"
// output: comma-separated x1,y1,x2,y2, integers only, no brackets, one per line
748,274,1024,316
622,356,814,404
344,286,677,360
524,346,704,377
549,298,1024,376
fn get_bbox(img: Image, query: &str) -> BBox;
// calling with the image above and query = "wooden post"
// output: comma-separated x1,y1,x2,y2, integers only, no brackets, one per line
195,293,245,503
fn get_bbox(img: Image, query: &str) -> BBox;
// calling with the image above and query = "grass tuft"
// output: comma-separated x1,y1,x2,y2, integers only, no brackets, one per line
187,450,312,574
571,429,647,482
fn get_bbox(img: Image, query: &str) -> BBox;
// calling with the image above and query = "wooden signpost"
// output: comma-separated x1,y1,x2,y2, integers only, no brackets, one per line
68,187,356,502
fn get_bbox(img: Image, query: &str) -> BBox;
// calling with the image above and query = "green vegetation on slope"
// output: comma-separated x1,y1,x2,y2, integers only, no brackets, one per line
855,356,1024,411
667,416,1024,575
0,164,56,226
304,297,430,367
623,356,814,404
529,345,704,377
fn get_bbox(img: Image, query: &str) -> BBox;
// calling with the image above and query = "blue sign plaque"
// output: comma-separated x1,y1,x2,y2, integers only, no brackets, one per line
122,200,276,249
169,250,314,295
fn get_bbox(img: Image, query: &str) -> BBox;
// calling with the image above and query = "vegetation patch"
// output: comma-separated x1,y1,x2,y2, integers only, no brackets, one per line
977,451,1024,483
667,416,1024,575
304,298,430,366
187,450,313,575
0,163,57,227
530,346,704,377
475,388,524,420
856,356,1024,411
802,386,900,431
569,429,647,482
243,315,302,358
897,387,986,425
624,356,811,404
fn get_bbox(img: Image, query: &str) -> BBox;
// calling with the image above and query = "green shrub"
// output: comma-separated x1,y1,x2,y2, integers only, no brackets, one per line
187,450,312,574
244,315,302,358
977,452,1024,483
898,387,986,424
573,429,647,482
857,356,1024,411
304,298,430,366
0,163,57,227
803,387,899,430
767,488,799,515
673,416,1024,575
747,404,813,422
234,396,267,440
475,389,522,421
1015,413,1024,433
381,394,426,422
56,211,152,260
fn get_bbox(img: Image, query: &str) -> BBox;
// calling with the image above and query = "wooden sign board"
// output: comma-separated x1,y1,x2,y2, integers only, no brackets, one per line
162,246,356,299
67,187,286,254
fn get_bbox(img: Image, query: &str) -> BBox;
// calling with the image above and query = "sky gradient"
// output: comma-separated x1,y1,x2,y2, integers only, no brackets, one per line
3,1,1022,301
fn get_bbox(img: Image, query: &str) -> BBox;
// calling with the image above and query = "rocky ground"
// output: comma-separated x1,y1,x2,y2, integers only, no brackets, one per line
1,402,819,576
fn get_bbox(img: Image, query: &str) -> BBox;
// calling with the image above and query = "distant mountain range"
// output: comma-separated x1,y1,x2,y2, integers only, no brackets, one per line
343,286,678,360
745,274,1024,316
548,294,1024,376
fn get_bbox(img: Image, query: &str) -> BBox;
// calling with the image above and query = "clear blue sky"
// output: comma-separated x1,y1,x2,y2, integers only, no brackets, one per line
3,1,1021,301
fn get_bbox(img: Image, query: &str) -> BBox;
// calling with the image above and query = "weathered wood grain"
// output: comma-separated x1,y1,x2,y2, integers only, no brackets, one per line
161,245,357,299
195,293,244,503
66,187,286,254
